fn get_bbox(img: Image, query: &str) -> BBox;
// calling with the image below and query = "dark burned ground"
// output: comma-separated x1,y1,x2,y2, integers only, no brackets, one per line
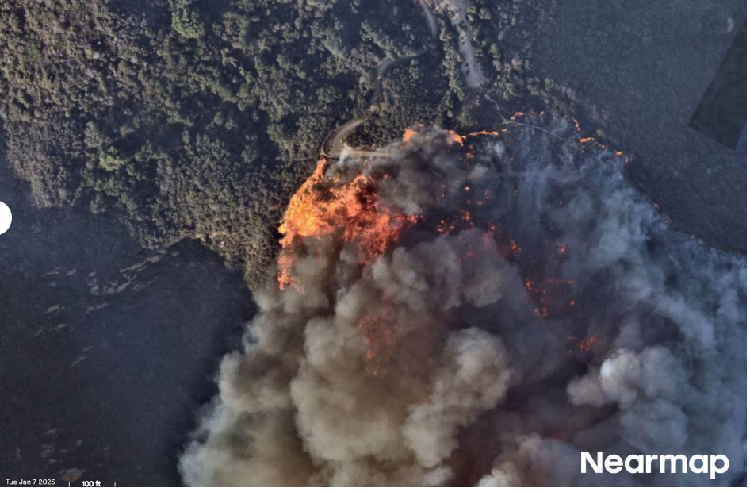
533,0,746,254
0,145,254,485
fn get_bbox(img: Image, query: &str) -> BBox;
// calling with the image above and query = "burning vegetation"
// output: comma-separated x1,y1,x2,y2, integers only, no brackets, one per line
181,113,746,486
277,158,417,292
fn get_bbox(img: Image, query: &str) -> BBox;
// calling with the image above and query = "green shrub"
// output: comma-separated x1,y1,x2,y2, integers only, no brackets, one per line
99,147,126,171
171,1,205,39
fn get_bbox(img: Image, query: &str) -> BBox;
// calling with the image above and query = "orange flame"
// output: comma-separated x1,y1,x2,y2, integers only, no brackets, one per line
404,127,499,146
277,158,417,290
278,123,612,367
403,128,419,142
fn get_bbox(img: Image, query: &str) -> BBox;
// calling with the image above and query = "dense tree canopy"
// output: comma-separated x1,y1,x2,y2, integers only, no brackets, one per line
0,0,579,288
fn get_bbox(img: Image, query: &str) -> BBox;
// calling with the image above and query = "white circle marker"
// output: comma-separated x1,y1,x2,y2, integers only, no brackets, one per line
0,202,12,235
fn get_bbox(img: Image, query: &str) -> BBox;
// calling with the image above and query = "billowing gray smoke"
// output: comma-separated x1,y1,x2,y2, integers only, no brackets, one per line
179,113,746,486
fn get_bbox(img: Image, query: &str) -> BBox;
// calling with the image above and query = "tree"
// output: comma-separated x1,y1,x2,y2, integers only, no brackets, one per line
171,0,205,39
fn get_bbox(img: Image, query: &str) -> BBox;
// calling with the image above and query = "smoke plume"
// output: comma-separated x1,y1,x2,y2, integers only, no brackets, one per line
179,113,746,486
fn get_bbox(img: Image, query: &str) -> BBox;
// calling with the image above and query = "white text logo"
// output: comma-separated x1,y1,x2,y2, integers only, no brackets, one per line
581,452,729,479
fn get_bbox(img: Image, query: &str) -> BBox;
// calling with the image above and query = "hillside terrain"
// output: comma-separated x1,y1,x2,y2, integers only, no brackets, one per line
0,0,745,485
0,0,583,288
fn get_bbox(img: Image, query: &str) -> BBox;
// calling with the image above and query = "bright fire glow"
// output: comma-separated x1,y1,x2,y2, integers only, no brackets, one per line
277,159,417,290
278,122,613,370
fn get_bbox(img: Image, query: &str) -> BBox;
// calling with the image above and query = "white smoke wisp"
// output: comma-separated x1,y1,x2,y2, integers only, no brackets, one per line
179,113,746,486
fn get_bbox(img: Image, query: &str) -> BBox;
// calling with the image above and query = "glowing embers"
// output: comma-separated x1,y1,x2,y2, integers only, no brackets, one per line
278,124,598,372
277,159,417,290
522,277,575,319
277,128,504,292
570,334,601,354
404,126,499,146
358,311,398,376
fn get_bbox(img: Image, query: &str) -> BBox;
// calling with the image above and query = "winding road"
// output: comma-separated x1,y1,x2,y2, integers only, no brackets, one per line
321,0,438,159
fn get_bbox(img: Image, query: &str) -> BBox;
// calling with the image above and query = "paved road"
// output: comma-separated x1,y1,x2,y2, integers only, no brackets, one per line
322,0,438,159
